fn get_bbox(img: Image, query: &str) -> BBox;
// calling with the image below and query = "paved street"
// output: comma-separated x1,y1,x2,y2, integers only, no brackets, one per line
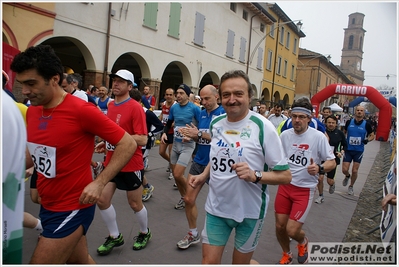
22,140,380,264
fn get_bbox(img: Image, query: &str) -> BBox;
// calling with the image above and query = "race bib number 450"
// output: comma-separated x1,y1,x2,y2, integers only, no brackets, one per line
27,142,56,178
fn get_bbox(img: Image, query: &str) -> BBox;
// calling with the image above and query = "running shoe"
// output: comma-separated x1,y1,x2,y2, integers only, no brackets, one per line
177,232,201,249
97,233,124,255
92,162,104,179
297,237,309,264
133,228,151,250
143,157,149,170
315,196,324,204
168,172,174,180
278,251,293,264
166,167,170,173
142,185,154,202
173,182,178,188
175,198,185,210
342,174,350,186
348,185,354,195
329,183,335,194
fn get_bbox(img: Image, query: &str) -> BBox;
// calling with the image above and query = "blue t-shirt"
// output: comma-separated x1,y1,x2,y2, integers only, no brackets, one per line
169,101,201,143
194,105,225,166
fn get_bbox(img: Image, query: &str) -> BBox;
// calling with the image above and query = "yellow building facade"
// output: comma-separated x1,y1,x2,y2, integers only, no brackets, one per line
3,3,55,50
260,3,305,109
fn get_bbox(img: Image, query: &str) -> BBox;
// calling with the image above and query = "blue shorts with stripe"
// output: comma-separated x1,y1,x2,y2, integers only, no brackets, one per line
40,205,95,238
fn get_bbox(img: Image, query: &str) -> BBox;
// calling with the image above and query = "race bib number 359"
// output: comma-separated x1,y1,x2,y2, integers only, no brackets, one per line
27,142,56,178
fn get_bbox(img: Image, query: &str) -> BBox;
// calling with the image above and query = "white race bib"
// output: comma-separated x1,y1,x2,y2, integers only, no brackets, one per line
174,126,184,140
105,141,116,151
349,136,361,146
288,145,311,167
198,128,210,145
27,142,56,178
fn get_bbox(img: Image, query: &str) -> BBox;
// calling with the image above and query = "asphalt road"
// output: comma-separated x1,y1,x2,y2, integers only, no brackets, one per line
22,140,380,264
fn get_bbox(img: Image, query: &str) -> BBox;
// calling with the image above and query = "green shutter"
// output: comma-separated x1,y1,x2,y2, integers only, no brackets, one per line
143,3,158,29
168,3,181,38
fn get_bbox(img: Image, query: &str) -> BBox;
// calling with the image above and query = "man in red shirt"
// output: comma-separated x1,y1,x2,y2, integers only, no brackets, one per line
11,45,136,264
95,69,151,255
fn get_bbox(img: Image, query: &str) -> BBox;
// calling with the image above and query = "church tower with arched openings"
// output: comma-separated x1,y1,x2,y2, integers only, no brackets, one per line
340,12,366,85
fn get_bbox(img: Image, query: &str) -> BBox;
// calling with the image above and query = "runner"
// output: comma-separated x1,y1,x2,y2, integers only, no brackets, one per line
161,84,201,209
176,84,225,249
189,70,291,264
11,45,137,264
276,97,336,264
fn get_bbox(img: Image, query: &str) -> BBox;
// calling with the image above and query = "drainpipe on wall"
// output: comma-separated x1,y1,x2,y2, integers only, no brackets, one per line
103,3,112,86
271,19,280,106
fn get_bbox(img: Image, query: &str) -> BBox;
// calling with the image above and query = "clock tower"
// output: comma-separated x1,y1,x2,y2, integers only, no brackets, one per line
340,12,365,85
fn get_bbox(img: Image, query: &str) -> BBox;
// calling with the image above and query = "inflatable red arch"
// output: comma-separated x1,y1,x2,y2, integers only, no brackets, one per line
311,84,392,141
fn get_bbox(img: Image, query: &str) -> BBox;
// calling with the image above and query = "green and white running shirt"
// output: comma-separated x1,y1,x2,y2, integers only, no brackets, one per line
206,111,289,222
2,91,26,264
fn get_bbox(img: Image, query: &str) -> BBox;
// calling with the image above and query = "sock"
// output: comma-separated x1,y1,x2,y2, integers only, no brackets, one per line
99,205,120,238
319,193,323,197
35,219,43,233
144,183,151,189
135,206,148,234
189,228,198,237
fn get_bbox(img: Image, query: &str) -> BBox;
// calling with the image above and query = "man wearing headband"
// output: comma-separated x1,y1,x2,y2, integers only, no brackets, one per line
161,83,201,210
275,97,336,264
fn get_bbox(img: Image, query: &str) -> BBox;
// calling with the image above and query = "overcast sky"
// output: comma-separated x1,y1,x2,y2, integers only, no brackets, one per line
276,1,397,90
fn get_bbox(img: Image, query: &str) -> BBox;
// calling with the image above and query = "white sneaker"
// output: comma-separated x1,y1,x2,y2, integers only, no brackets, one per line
143,157,149,170
348,186,354,195
142,185,154,202
177,232,200,249
175,198,185,210
315,196,324,204
168,172,173,180
92,162,104,179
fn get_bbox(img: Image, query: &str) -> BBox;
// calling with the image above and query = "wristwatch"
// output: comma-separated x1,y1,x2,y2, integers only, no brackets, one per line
253,170,262,184
197,131,203,138
317,164,325,175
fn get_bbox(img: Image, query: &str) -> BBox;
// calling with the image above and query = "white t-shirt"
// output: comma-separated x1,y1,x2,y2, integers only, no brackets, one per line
280,127,335,188
72,89,88,102
2,91,26,263
268,114,287,128
206,111,289,222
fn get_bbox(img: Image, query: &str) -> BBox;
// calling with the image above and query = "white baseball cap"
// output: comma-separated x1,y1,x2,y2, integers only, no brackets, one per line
109,69,134,84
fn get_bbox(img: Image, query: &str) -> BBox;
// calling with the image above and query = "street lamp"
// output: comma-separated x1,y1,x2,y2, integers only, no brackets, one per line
246,20,303,74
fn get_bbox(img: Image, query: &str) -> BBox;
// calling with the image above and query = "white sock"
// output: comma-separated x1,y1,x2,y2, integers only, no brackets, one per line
189,228,198,237
35,219,43,233
135,206,148,234
99,205,120,238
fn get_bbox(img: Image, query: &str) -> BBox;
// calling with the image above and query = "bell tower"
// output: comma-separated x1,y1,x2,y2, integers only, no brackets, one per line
340,12,366,85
